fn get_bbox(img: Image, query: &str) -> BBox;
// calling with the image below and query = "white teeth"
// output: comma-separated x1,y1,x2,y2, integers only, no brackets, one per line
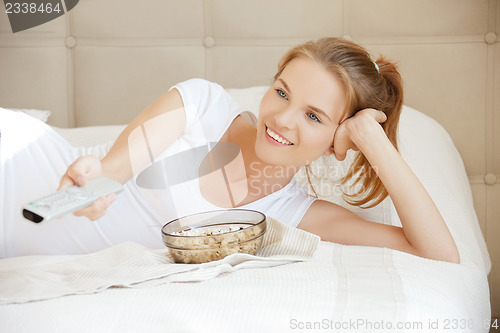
266,127,292,145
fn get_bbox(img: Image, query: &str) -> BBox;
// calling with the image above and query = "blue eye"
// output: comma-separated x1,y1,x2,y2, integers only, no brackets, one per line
275,89,287,99
308,112,321,123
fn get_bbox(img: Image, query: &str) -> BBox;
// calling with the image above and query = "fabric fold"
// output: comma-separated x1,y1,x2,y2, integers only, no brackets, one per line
0,217,319,304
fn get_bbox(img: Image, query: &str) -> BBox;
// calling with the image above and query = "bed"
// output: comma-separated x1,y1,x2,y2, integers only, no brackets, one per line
0,88,492,332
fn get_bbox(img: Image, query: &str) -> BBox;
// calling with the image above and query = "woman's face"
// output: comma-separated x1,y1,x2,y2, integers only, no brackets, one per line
255,57,347,168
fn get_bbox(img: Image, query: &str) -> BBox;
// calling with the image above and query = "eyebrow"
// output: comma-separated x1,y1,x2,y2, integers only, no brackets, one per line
278,78,333,123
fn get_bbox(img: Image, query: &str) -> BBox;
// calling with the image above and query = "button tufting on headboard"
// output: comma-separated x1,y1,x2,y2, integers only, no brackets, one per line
203,36,216,48
65,36,77,49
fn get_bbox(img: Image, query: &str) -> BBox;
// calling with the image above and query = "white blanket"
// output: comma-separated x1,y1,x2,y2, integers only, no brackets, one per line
0,241,490,332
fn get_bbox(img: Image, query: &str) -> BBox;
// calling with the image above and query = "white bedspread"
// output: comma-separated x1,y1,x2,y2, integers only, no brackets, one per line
0,240,490,332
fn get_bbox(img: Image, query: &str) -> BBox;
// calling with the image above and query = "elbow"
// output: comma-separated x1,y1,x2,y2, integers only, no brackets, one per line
403,240,461,264
406,236,461,264
418,247,461,264
436,242,461,264
443,250,461,264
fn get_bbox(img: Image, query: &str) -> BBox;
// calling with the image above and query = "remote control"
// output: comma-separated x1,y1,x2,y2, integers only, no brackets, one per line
22,176,124,223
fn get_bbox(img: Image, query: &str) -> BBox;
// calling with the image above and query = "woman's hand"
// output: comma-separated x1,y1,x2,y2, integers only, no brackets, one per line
332,108,387,161
57,155,117,221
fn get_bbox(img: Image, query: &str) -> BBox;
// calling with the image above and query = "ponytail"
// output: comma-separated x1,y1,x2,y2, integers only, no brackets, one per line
340,57,404,208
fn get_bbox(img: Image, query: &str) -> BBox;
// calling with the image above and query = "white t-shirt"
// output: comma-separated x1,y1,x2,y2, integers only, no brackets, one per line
0,79,316,257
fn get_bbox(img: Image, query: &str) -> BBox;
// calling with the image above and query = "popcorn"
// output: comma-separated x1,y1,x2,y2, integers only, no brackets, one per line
164,223,266,264
173,225,244,236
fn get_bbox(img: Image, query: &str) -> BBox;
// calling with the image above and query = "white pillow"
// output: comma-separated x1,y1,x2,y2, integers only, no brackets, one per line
7,108,52,123
52,125,125,150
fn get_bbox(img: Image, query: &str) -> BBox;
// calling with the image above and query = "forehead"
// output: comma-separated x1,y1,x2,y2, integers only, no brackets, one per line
278,57,346,124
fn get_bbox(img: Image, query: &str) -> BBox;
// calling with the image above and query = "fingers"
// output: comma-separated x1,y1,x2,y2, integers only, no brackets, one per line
65,156,96,186
332,122,359,161
57,155,110,221
73,193,117,221
57,156,102,191
361,108,387,123
57,168,87,191
333,145,359,161
330,108,387,162
57,174,75,191
334,151,347,162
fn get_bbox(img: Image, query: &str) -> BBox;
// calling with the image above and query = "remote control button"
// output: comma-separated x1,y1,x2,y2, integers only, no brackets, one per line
67,188,88,199
67,187,80,194
36,203,52,212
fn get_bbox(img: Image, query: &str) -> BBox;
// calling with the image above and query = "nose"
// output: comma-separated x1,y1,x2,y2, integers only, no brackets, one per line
273,106,297,130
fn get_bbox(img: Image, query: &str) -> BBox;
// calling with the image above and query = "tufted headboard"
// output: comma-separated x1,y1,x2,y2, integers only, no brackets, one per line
0,0,499,316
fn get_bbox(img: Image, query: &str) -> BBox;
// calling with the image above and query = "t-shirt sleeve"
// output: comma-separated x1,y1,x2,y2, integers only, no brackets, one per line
169,79,243,141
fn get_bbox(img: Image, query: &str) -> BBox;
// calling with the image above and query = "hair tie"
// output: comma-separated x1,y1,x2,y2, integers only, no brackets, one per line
373,61,380,73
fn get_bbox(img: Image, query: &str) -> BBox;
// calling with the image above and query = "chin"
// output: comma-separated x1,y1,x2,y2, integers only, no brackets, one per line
255,142,301,169
254,140,273,163
254,140,282,165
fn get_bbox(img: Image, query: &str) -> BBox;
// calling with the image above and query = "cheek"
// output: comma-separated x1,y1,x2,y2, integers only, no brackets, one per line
259,90,274,115
302,127,335,150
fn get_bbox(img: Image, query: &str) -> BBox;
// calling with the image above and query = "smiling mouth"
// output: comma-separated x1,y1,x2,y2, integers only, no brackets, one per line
266,126,293,145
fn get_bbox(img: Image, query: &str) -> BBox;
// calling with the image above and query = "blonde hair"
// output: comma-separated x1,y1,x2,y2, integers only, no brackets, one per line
274,37,403,208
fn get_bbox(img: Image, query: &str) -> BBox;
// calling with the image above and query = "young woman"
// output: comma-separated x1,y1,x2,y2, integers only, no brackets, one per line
0,38,459,263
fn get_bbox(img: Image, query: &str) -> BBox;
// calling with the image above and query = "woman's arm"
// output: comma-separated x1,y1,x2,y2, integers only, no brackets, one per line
57,88,186,220
101,88,186,183
298,109,460,263
299,200,421,256
59,88,186,186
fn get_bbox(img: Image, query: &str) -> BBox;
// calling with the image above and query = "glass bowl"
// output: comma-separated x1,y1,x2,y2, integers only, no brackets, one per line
161,209,267,264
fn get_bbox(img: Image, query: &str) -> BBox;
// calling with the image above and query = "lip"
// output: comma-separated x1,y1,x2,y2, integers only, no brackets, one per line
265,125,294,146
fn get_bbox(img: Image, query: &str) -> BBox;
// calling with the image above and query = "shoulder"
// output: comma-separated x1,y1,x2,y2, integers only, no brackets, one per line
172,78,225,96
171,79,233,112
